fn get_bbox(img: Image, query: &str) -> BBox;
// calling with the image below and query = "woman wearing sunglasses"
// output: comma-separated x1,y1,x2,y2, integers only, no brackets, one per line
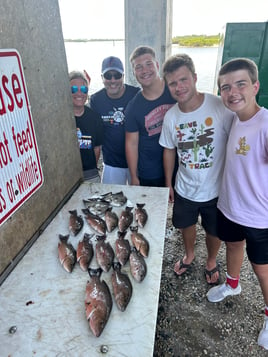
69,71,103,182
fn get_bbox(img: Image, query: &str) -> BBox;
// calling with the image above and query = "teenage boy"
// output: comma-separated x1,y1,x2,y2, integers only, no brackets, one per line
206,58,268,350
159,54,233,283
125,46,176,187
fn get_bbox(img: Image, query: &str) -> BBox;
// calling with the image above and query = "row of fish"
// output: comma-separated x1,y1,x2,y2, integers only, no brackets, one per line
69,201,148,236
58,230,148,281
83,190,127,215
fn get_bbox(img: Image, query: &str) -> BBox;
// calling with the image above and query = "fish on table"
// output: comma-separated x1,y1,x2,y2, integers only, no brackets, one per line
101,191,127,207
82,208,107,235
58,234,76,273
111,262,133,312
83,197,110,216
104,207,118,233
129,247,147,283
130,226,150,258
118,206,133,232
77,233,94,272
68,209,84,236
115,230,131,266
85,268,113,337
135,203,148,228
95,235,115,272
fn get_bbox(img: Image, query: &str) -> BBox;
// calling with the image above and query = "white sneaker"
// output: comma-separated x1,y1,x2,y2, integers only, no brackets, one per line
207,283,241,302
258,317,268,350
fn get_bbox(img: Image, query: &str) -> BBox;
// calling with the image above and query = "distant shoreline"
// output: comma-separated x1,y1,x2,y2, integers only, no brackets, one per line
64,35,220,47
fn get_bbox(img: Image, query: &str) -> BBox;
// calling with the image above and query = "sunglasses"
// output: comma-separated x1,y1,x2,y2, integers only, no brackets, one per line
71,85,88,94
103,72,123,80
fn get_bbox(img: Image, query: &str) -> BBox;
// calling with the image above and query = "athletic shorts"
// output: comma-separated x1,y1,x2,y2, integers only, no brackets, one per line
83,169,100,182
102,164,131,185
139,176,165,187
172,192,218,236
217,209,268,264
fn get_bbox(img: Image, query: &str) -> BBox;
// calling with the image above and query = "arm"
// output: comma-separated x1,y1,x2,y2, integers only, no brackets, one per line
163,147,176,202
93,111,103,169
125,131,140,185
94,146,101,167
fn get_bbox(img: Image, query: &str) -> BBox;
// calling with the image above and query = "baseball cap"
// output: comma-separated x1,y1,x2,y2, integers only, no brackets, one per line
101,56,124,75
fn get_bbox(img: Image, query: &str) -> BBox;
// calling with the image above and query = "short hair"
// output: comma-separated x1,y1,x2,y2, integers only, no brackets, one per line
129,45,156,65
218,58,258,88
69,70,88,84
162,54,196,80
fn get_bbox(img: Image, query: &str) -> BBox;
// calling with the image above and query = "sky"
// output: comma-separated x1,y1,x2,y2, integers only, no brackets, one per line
58,0,268,39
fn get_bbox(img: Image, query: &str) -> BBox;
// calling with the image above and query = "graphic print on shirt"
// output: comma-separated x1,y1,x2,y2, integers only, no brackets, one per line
102,107,125,125
235,136,250,155
176,116,215,169
76,128,92,149
145,104,174,136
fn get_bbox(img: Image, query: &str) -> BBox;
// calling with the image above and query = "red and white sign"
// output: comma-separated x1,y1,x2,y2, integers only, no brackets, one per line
0,49,43,226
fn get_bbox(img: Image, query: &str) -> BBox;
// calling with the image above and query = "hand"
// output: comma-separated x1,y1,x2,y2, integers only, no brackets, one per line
168,186,174,203
130,176,140,186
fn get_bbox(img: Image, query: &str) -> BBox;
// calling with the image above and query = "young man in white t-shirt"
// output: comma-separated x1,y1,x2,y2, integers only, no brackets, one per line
159,54,233,284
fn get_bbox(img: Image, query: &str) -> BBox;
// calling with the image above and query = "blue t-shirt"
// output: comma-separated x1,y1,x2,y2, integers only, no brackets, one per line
125,86,175,179
90,84,140,168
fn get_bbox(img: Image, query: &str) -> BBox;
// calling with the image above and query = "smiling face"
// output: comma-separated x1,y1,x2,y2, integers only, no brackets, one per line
132,53,159,88
102,70,125,99
70,77,88,110
219,69,260,120
165,65,197,108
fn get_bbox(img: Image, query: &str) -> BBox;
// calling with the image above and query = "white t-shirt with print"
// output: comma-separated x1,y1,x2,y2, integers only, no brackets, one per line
159,93,233,202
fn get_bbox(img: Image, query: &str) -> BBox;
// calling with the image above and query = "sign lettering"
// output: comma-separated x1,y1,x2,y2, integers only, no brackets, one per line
0,49,43,226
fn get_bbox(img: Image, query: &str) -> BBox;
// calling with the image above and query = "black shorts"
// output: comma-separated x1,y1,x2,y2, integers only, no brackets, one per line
172,192,218,236
217,209,268,264
139,176,165,187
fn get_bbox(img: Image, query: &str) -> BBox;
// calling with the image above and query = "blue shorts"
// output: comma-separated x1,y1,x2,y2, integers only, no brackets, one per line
172,192,218,236
217,209,268,264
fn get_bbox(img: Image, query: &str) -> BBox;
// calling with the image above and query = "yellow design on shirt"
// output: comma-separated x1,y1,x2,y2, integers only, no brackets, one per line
235,136,250,155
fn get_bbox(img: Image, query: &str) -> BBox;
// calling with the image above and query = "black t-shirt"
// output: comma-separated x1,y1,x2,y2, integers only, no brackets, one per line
75,106,103,171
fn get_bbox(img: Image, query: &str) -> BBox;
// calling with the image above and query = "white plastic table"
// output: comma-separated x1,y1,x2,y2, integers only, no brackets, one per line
0,183,169,357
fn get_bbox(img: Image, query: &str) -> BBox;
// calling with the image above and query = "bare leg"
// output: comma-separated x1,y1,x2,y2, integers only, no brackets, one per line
174,224,196,275
205,233,221,283
226,241,245,277
251,263,268,306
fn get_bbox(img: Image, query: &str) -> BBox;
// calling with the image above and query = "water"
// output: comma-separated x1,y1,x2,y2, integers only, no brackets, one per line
64,41,219,94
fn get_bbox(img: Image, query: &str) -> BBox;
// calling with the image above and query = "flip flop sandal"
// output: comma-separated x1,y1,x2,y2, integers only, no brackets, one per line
174,258,193,276
204,264,220,285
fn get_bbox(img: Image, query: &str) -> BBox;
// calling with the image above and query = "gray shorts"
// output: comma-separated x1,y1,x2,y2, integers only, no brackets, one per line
172,192,218,236
101,164,131,185
83,169,100,182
